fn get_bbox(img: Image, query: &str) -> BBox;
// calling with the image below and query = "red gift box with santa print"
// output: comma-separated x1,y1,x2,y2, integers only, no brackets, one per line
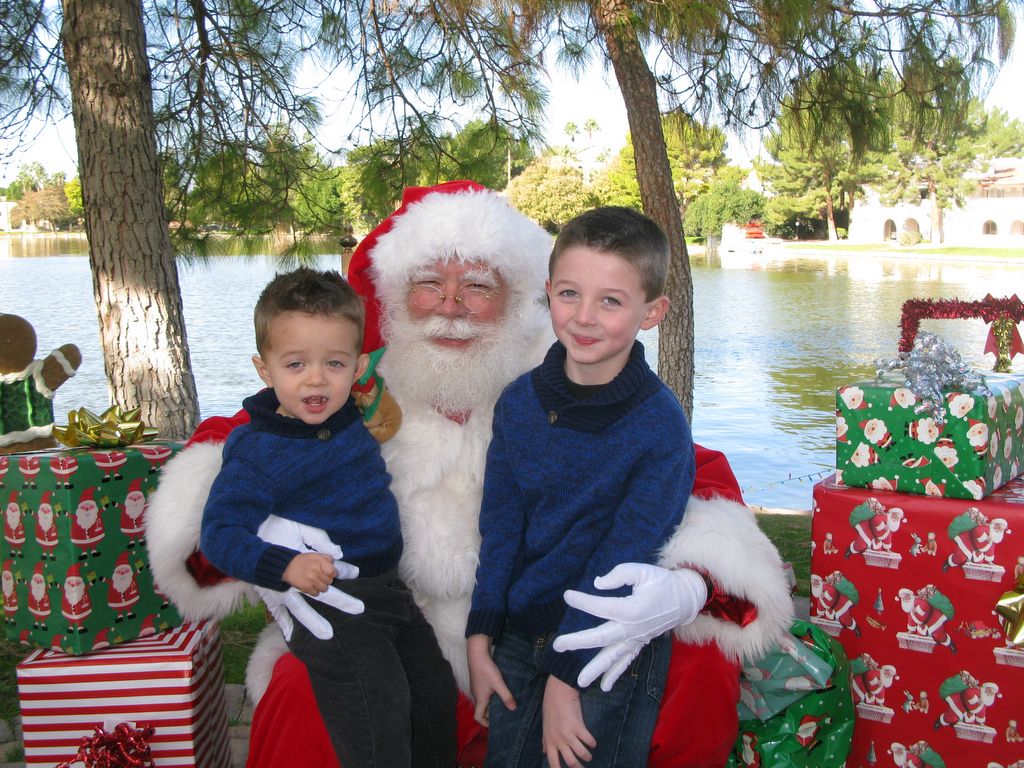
835,372,1024,500
1,442,183,653
17,620,231,767
810,474,1024,768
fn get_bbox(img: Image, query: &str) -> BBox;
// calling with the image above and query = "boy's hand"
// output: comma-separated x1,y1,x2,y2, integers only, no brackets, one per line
542,676,595,768
467,634,516,727
283,552,337,595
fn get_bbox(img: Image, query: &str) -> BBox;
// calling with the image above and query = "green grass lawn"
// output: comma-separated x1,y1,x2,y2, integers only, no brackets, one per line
0,513,811,720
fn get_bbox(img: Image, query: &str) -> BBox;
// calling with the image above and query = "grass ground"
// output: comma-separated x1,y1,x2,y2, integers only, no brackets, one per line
0,513,812,716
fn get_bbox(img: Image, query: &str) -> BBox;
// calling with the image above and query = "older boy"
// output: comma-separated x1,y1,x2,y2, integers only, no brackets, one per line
200,267,456,767
467,207,706,767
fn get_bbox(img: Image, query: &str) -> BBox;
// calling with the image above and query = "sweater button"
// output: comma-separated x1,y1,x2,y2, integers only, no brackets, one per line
316,428,331,440
548,411,557,424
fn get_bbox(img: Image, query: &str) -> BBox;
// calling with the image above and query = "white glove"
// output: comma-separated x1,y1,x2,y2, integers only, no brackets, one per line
552,563,707,691
255,516,365,641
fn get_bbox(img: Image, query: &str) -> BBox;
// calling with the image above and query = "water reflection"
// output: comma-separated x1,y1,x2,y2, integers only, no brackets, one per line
2,240,1022,512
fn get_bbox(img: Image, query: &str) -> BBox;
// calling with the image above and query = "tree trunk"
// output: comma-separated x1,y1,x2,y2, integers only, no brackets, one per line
61,0,199,439
825,190,838,241
591,0,694,417
928,182,944,243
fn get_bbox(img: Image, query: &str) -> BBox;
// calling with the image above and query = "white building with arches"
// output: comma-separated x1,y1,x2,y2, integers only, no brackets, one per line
848,158,1024,245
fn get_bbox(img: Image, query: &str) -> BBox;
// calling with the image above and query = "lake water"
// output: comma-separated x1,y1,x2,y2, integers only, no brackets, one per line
2,234,1022,511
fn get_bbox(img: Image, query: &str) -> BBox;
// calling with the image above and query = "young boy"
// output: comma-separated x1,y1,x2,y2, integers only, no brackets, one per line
466,207,703,767
200,267,456,767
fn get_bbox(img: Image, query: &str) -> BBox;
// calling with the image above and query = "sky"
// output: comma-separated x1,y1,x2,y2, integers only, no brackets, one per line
3,23,1023,186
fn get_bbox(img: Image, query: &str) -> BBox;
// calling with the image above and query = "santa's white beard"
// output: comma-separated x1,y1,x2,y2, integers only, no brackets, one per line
65,580,84,604
31,576,45,601
380,302,537,416
111,567,134,594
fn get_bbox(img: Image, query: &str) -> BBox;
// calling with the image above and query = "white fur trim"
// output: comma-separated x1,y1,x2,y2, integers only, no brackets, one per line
370,189,552,306
246,625,289,706
145,441,256,621
659,495,794,663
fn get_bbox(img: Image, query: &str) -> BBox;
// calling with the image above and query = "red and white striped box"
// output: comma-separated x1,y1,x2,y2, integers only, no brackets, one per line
17,620,232,767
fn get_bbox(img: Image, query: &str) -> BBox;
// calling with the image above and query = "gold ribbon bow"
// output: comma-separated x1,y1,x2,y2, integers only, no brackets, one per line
996,574,1024,647
53,407,159,448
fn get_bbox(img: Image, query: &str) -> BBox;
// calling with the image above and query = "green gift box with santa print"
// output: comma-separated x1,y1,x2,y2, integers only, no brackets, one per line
1,442,183,654
835,372,1024,500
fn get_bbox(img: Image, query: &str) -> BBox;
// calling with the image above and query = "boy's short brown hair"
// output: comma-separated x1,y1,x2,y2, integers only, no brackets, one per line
254,268,365,353
550,206,669,300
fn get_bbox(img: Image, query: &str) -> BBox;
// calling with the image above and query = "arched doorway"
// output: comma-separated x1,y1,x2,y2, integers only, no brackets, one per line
1011,220,1023,236
983,220,998,235
883,220,897,241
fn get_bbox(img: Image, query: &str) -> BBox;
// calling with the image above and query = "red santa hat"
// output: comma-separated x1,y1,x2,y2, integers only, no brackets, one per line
127,478,143,494
92,628,111,650
50,634,64,650
33,562,45,578
2,559,12,573
78,487,96,505
115,551,131,570
7,491,17,505
139,614,156,637
39,491,52,506
65,563,82,580
346,179,552,358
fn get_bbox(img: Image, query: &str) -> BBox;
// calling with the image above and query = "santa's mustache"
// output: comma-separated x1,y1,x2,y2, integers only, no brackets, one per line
420,317,482,341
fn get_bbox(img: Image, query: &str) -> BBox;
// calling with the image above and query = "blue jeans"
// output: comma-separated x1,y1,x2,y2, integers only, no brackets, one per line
287,570,457,768
485,624,671,768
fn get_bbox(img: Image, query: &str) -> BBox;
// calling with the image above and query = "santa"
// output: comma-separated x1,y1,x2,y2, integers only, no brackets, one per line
26,561,51,629
49,453,78,488
810,571,861,636
147,181,794,767
90,449,128,482
935,672,999,728
845,498,905,557
1,559,18,623
3,491,25,557
943,508,1010,570
119,478,147,547
897,585,956,652
107,551,140,621
34,490,60,560
61,562,91,633
17,455,40,488
69,486,104,559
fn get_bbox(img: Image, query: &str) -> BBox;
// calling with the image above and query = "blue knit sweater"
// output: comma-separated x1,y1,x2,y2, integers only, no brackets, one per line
200,388,402,591
466,340,695,686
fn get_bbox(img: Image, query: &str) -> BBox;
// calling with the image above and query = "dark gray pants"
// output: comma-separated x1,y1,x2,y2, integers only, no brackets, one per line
287,570,457,768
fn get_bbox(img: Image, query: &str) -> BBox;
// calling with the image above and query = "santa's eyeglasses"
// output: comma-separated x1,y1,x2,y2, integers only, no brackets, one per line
407,282,501,314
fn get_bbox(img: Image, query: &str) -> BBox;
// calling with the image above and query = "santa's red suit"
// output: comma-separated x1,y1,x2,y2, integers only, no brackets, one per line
147,181,793,768
27,564,51,626
2,561,17,621
107,553,140,617
34,492,59,559
120,479,147,544
70,487,104,555
61,564,91,630
851,667,887,705
4,493,26,554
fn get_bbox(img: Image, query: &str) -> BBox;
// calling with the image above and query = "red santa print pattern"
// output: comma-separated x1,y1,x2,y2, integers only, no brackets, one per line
70,486,104,560
90,449,128,482
846,497,906,567
810,570,861,637
2,559,18,624
850,653,899,723
119,478,147,548
27,561,51,630
4,491,25,558
0,455,8,487
17,455,39,488
934,670,1001,743
888,739,945,768
943,507,1011,580
61,562,91,633
48,453,79,490
33,490,61,561
107,551,141,622
896,584,957,654
139,444,173,473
